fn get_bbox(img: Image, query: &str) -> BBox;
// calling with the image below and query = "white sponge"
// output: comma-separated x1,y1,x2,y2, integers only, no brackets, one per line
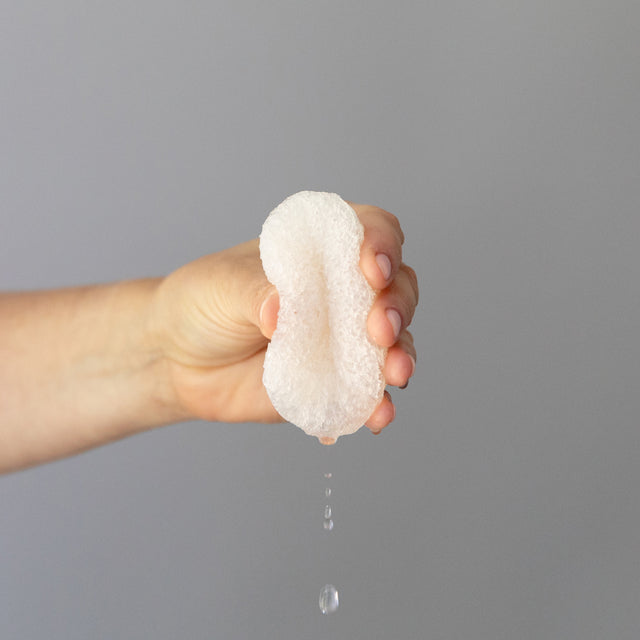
260,191,386,443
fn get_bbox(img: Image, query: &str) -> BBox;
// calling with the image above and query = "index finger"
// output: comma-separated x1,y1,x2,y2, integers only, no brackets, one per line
347,202,405,291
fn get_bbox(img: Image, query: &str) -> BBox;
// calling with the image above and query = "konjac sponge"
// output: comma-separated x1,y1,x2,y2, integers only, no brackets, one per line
260,191,386,443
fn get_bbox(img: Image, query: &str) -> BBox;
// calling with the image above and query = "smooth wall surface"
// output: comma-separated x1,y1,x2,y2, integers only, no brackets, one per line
2,2,640,638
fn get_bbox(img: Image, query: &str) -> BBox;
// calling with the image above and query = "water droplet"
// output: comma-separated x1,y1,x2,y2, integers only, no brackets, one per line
325,487,332,497
324,472,332,479
324,505,332,519
319,584,339,614
323,518,334,531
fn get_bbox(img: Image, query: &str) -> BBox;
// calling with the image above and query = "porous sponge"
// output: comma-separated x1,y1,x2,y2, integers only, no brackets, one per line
260,191,386,443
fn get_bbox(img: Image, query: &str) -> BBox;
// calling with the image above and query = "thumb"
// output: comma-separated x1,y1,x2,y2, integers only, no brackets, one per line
218,239,279,339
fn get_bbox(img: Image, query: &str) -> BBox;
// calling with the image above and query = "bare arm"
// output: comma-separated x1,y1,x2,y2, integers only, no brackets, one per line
0,279,184,472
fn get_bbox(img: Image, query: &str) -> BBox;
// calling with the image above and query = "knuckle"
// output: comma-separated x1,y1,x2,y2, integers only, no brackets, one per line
383,210,405,244
401,264,419,305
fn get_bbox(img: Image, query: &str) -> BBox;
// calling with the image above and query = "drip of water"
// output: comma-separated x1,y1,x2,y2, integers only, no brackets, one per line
319,584,339,614
320,463,337,611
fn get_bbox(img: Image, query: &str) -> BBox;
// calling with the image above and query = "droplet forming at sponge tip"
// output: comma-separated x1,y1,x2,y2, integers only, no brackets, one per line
259,191,386,443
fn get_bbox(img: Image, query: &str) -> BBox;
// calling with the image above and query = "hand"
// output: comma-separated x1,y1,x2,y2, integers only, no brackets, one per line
151,203,419,434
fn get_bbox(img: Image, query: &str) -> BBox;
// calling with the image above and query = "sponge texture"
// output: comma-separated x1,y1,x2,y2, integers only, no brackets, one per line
260,191,386,442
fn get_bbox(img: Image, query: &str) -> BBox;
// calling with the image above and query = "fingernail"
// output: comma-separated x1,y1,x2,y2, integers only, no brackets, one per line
386,308,402,339
376,253,392,282
400,356,415,389
259,297,270,327
259,292,277,327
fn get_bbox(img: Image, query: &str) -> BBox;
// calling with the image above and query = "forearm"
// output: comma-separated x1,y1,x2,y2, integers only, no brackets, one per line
0,279,185,473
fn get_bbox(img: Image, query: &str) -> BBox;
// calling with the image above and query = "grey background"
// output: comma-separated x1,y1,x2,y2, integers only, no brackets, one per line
1,1,639,638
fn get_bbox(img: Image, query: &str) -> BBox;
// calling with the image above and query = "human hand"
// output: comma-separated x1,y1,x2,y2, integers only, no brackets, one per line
151,202,418,434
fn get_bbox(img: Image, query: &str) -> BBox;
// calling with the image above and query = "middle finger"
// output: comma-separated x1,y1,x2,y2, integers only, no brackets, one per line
367,264,419,348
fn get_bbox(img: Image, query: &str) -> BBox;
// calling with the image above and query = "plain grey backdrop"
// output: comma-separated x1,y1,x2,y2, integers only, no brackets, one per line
1,1,639,638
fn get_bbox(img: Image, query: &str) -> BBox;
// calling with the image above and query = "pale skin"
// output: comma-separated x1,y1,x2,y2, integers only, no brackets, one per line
0,203,418,473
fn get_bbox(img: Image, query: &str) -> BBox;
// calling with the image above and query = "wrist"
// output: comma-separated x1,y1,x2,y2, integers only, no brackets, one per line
124,278,193,428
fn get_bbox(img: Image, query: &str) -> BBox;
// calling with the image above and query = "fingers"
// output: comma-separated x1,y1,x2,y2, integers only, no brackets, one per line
367,264,419,347
349,203,405,291
345,202,418,437
383,330,416,387
370,266,418,434
363,331,416,435
365,390,395,434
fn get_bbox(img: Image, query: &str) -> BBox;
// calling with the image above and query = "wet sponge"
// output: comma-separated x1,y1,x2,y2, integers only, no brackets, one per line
260,191,386,443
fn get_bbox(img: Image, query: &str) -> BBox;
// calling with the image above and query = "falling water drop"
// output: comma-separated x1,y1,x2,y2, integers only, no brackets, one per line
325,487,332,498
323,518,334,531
324,472,332,479
319,584,339,614
324,505,332,519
